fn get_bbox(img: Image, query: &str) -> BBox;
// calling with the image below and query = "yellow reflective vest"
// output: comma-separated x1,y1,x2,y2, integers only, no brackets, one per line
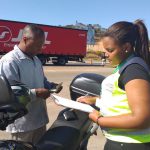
96,56,150,143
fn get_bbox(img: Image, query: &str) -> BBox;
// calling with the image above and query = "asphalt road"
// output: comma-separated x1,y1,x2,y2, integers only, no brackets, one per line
0,61,114,150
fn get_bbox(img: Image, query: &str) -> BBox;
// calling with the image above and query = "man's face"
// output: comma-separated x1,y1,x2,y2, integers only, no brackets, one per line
24,35,45,57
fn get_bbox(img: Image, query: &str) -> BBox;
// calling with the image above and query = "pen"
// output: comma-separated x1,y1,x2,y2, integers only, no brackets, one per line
85,93,89,96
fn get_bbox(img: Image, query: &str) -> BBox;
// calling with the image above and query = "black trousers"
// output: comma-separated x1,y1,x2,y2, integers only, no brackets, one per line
104,139,150,150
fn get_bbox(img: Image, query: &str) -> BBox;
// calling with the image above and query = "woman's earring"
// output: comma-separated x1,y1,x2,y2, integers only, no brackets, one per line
125,50,128,53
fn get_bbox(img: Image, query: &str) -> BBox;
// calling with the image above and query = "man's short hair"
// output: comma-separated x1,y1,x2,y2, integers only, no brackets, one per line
23,24,45,39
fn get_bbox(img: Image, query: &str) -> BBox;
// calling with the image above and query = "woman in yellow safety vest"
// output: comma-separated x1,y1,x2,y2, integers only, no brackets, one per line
77,19,150,150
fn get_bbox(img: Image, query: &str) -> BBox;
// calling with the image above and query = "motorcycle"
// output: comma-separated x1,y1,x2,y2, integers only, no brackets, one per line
0,73,105,150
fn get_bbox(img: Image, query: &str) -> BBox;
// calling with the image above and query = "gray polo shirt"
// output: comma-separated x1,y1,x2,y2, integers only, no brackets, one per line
0,45,49,133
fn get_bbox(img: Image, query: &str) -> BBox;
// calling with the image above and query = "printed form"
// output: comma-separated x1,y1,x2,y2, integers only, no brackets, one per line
51,94,94,113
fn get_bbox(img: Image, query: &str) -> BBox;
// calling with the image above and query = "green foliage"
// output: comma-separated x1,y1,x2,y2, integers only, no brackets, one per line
64,23,107,42
65,25,77,29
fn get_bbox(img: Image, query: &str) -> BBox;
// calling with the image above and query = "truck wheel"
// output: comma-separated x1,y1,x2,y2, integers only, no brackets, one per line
52,62,58,65
58,58,66,65
40,58,46,65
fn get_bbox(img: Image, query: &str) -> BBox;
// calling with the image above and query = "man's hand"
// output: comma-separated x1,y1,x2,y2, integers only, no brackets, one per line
35,88,50,99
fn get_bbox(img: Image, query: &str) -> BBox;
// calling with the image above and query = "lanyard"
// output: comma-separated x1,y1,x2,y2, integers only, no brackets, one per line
113,62,126,73
113,54,135,74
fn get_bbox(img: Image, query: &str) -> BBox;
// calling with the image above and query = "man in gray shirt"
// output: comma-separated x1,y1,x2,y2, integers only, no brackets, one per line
0,24,57,144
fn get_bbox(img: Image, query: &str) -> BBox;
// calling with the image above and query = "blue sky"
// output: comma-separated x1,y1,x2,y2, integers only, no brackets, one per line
0,0,150,35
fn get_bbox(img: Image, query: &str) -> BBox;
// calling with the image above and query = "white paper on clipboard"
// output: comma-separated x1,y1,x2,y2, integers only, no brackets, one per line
51,94,94,113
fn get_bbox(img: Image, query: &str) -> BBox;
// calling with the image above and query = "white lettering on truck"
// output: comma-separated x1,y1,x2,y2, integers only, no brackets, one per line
0,31,9,39
0,26,12,42
11,29,23,42
0,27,51,45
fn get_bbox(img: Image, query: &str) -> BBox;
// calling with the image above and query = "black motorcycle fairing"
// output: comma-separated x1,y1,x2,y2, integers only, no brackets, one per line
36,73,105,150
36,108,91,150
0,76,28,130
0,103,27,130
70,73,105,100
0,140,36,150
0,73,105,150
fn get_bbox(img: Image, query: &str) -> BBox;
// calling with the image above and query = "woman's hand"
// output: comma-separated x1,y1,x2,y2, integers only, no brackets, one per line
89,110,101,124
77,96,97,105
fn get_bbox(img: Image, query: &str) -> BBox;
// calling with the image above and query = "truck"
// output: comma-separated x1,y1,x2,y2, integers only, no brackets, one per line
0,19,87,65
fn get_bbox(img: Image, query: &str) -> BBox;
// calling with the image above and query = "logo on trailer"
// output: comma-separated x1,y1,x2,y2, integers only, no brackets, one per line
0,26,12,42
0,26,51,45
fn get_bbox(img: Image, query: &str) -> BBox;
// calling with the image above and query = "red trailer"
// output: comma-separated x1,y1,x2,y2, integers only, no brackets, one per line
0,19,87,65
